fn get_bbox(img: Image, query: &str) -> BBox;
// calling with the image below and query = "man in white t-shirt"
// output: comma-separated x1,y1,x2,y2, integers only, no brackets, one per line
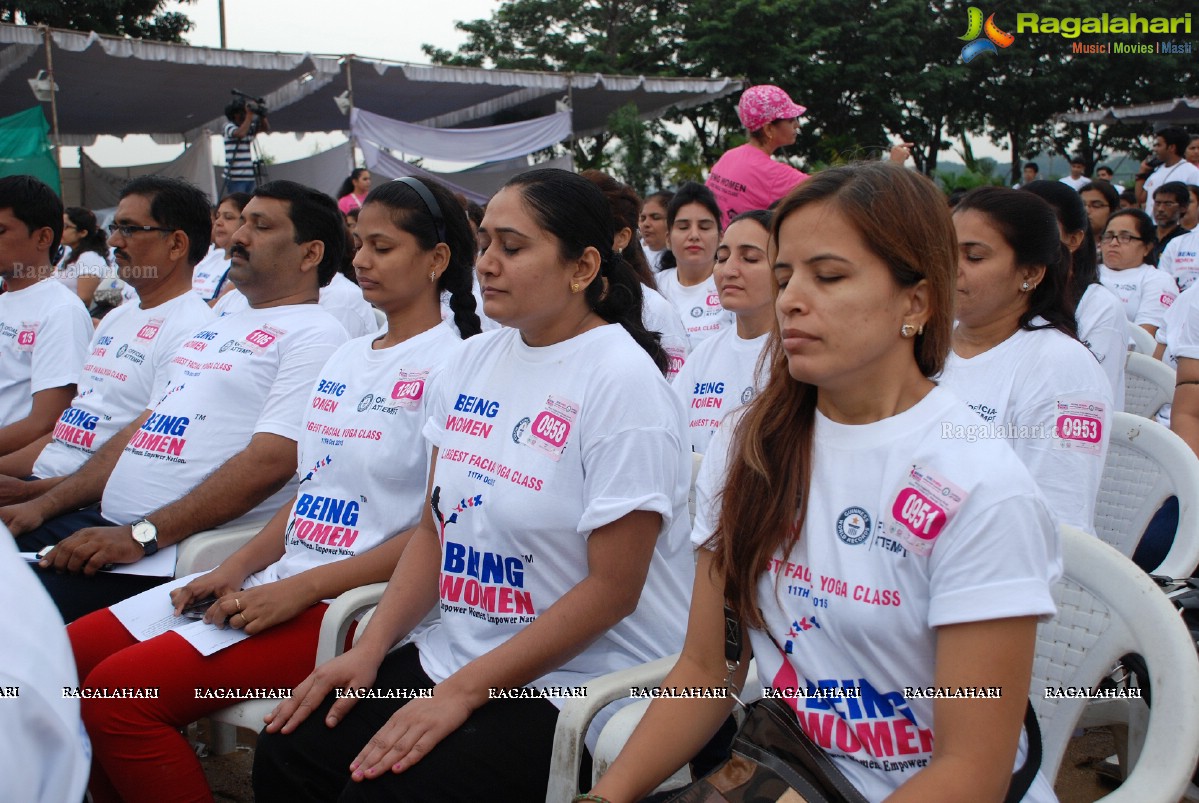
0,176,92,459
1160,228,1199,293
1138,127,1199,218
1058,156,1091,191
3,181,349,621
0,176,216,505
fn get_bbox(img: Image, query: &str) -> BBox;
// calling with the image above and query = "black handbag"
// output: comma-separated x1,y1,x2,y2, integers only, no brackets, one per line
662,607,1042,803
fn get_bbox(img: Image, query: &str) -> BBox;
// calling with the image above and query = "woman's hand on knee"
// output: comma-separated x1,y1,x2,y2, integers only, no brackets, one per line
349,688,472,780
264,649,379,734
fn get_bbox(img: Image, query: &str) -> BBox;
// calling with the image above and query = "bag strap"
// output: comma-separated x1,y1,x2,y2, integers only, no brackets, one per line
724,605,1043,802
1003,701,1042,803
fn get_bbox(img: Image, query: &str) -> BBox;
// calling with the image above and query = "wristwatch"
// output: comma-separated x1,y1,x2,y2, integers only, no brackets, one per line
131,519,159,556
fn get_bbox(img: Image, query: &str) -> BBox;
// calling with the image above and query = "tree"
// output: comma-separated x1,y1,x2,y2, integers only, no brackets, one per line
0,1,195,43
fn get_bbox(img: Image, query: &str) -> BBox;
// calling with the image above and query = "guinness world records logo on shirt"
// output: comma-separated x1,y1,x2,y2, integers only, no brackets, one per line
836,506,872,546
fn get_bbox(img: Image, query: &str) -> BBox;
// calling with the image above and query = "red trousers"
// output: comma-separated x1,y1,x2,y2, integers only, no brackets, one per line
69,603,328,803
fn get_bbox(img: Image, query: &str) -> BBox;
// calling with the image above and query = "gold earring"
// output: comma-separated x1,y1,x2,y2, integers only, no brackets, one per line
900,323,917,338
571,281,580,294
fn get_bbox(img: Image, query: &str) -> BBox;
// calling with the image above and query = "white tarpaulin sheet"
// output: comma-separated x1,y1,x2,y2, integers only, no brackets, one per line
351,108,571,163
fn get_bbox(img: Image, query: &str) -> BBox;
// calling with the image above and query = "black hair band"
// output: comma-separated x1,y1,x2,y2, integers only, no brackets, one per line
395,176,447,245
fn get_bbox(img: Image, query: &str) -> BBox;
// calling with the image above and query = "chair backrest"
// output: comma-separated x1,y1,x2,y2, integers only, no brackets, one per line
1123,351,1175,419
1126,320,1156,356
1032,526,1199,800
1096,411,1199,577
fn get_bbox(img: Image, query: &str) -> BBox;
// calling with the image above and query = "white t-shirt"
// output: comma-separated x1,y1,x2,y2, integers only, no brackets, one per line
692,389,1058,803
248,321,463,587
672,327,769,453
100,304,349,528
32,291,215,479
0,528,90,803
320,273,379,339
655,269,733,349
1160,229,1199,293
1058,175,1091,191
939,324,1111,538
54,248,111,295
641,243,667,272
191,245,231,302
1099,264,1178,331
642,286,690,382
0,279,92,426
1155,284,1199,426
1076,282,1127,411
412,325,693,733
1144,161,1199,218
215,279,378,339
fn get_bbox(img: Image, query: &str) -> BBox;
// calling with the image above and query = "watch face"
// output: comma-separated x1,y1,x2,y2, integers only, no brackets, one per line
133,521,156,544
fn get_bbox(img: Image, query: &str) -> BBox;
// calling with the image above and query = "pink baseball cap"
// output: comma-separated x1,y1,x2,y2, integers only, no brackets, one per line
737,85,807,132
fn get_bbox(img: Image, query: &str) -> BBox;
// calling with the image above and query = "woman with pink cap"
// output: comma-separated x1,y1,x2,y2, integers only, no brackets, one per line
705,85,809,225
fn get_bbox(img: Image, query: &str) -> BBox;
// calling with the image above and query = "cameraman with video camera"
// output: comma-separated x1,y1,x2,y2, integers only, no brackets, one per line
223,91,270,194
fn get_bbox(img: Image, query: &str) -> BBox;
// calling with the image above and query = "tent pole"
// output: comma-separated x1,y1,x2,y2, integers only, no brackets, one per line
40,25,63,193
218,0,228,49
77,146,85,207
345,56,358,171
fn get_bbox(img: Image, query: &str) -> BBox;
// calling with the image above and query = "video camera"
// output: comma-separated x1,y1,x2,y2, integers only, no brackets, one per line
230,89,268,118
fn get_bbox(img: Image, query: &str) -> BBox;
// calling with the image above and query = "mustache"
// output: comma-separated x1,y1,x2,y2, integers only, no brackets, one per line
229,244,250,260
113,249,130,262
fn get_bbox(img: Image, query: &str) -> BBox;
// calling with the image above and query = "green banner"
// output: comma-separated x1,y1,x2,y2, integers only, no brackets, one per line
0,107,59,194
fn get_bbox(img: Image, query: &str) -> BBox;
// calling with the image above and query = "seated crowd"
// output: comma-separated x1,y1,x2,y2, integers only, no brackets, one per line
1,93,1197,803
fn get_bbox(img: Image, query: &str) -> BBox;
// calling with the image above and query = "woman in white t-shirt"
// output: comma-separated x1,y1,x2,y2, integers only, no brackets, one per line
592,164,1058,802
656,182,733,349
1021,180,1127,409
253,168,694,803
941,188,1111,538
1099,208,1176,337
63,176,481,803
638,190,672,272
583,170,689,380
674,209,774,453
193,192,250,304
57,207,112,307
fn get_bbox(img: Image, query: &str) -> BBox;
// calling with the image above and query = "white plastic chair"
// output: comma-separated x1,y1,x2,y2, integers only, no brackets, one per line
1032,525,1199,801
205,582,388,753
550,526,1199,802
1095,411,1199,577
174,520,266,576
1124,351,1176,419
1127,321,1157,356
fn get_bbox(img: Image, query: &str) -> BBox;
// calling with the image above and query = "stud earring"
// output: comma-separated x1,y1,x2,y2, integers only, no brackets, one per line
900,323,917,338
917,324,924,336
571,282,580,293
1021,281,1031,291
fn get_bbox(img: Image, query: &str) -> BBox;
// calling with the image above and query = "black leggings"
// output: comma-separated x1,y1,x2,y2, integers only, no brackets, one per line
253,643,584,803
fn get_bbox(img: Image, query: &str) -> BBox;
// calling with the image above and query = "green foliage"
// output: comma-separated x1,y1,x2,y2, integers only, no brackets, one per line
1,1,195,42
422,0,1198,183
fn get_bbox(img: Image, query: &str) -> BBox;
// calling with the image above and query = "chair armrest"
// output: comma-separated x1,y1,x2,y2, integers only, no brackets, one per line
546,653,679,803
314,583,389,664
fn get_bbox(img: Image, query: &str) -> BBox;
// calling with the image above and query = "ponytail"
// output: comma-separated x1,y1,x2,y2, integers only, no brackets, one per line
586,250,667,375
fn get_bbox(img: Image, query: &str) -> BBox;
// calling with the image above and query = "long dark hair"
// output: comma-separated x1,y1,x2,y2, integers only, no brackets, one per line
579,169,657,291
62,207,108,266
503,168,667,374
955,187,1077,339
362,178,482,338
336,168,369,200
1019,180,1097,313
714,163,956,628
